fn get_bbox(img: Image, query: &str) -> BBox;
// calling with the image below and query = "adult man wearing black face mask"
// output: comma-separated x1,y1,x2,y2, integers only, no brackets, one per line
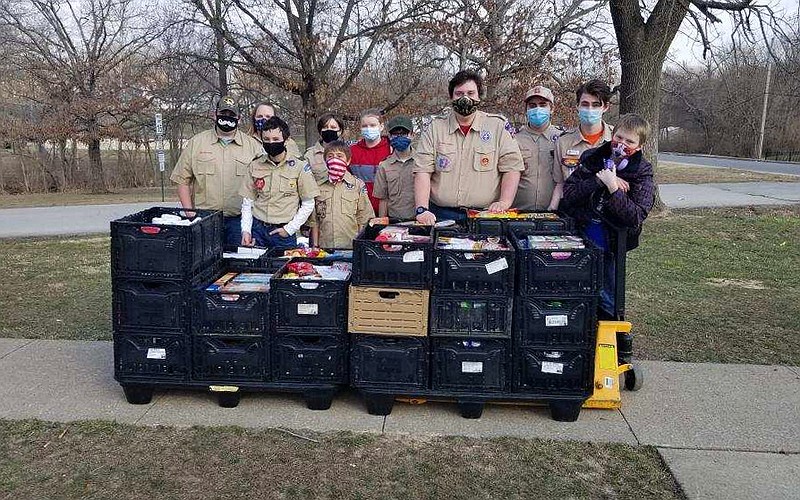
413,70,523,224
238,117,319,249
170,95,262,246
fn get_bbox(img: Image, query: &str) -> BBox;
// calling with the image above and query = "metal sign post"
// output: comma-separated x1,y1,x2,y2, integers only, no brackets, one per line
155,113,166,202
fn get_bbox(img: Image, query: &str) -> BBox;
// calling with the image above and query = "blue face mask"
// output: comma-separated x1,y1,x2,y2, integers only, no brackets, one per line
578,108,603,125
526,107,551,128
361,127,381,142
390,136,412,152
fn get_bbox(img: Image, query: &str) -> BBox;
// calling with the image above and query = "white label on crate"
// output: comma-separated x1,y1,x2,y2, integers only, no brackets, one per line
403,250,425,263
545,314,569,327
604,376,614,388
297,303,319,315
484,257,509,275
541,361,564,374
146,348,166,360
462,361,484,373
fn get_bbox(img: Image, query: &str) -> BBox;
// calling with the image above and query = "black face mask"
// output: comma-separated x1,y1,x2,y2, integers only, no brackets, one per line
452,96,479,116
216,115,238,132
263,141,286,158
320,129,339,143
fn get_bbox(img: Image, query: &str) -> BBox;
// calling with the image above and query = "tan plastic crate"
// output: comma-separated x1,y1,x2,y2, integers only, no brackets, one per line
348,286,429,336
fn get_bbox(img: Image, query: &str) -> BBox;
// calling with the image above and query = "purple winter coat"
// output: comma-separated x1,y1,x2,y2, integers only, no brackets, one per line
561,142,655,250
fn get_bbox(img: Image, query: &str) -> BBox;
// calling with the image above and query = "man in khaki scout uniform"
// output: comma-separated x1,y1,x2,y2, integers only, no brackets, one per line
239,116,319,249
308,141,375,249
554,79,614,183
170,95,262,246
413,70,523,224
373,115,416,220
513,86,564,211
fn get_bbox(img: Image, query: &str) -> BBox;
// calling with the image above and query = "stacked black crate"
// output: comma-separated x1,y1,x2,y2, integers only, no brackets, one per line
349,224,433,410
509,226,602,421
111,207,222,404
429,233,516,400
269,257,351,407
191,268,270,407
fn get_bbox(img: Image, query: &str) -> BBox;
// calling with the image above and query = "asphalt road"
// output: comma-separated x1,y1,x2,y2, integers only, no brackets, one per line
659,152,800,176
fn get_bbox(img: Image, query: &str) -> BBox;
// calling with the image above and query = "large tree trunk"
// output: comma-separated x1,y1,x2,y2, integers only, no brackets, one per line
611,0,689,214
87,136,107,194
301,91,319,148
213,0,228,96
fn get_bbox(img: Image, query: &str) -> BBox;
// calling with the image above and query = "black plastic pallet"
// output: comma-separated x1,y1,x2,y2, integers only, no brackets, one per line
356,389,588,421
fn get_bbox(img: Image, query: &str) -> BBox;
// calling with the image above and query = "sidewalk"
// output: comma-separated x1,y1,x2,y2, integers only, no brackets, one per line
1,182,799,238
0,338,798,498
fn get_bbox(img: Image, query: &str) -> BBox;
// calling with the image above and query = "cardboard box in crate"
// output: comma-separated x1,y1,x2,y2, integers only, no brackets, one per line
348,286,429,336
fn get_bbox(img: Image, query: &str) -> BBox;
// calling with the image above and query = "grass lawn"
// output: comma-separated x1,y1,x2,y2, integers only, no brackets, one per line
0,206,798,364
0,187,170,208
656,162,800,184
0,419,683,499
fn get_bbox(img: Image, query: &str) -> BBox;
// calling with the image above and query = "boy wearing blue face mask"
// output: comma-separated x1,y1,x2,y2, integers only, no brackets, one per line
350,108,391,214
554,80,614,182
513,86,564,211
373,116,416,219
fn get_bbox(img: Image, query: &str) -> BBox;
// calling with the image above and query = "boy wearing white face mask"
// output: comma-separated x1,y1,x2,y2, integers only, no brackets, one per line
554,80,614,182
350,108,391,214
513,86,564,211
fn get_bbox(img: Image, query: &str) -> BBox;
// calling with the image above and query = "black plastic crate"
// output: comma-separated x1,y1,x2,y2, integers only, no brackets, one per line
431,338,510,392
350,335,429,390
513,347,593,395
222,245,274,273
270,259,350,335
510,228,602,295
429,295,513,337
271,335,348,384
193,271,270,335
467,212,573,236
352,224,433,288
111,207,222,280
513,296,598,348
433,233,515,295
112,272,211,333
114,331,189,382
192,335,266,381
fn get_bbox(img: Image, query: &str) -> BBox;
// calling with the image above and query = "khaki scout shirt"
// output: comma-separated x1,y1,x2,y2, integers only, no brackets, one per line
373,151,416,220
308,171,375,249
513,125,563,211
413,110,524,209
170,129,262,216
239,154,319,225
554,121,613,180
303,142,327,182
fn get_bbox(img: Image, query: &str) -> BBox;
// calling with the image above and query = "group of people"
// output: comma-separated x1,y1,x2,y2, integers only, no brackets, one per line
170,70,656,318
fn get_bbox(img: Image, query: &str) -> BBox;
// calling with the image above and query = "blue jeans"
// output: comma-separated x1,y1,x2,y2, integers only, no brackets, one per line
430,203,468,223
585,219,616,318
223,216,242,248
252,218,297,249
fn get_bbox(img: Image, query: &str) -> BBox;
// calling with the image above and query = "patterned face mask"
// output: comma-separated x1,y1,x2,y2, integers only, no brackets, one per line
452,96,479,116
326,157,348,183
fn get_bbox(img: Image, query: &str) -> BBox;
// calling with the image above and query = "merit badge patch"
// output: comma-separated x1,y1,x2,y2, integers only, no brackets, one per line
480,130,491,142
254,178,265,190
480,156,490,168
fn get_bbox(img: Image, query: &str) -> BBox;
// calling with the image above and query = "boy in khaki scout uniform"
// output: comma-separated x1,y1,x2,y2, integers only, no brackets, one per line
239,117,319,249
413,70,523,225
513,86,564,211
554,79,614,182
373,115,416,220
170,95,262,246
308,141,375,249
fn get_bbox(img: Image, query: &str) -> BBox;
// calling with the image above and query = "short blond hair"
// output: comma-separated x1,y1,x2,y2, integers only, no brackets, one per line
360,108,384,122
615,113,650,145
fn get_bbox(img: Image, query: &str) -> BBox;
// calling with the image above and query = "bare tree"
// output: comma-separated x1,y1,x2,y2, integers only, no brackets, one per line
0,0,163,193
187,0,435,144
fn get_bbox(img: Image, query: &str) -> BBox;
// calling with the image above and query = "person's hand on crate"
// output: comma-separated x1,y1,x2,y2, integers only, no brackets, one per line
487,199,512,213
241,232,254,247
416,210,436,226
